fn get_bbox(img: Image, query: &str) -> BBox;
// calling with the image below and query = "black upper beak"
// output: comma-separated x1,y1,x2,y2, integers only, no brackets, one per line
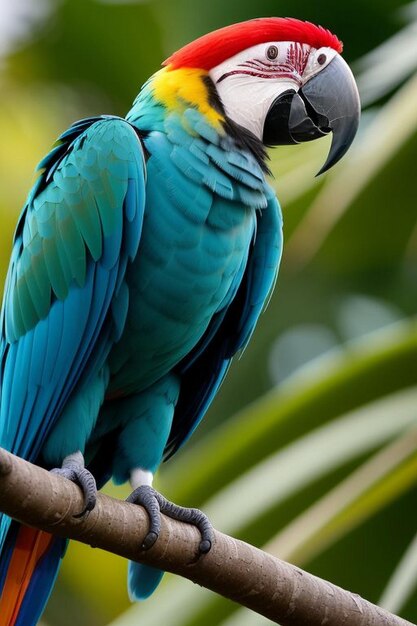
263,54,361,175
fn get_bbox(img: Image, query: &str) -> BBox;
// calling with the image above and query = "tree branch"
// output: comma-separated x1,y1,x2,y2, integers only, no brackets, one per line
0,448,414,626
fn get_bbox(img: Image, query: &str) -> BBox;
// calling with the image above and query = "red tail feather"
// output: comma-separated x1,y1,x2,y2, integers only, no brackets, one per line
0,526,53,626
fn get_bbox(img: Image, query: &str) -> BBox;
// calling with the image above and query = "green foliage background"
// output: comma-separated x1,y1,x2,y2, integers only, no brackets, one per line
1,1,417,624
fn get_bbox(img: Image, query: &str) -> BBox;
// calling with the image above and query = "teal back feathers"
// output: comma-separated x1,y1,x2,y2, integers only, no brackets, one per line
0,115,147,623
0,65,282,620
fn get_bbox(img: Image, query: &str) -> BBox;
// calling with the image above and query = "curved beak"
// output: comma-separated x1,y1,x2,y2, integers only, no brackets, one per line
263,54,361,175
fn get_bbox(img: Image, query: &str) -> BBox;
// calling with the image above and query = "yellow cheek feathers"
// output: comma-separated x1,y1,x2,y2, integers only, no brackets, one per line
151,67,225,130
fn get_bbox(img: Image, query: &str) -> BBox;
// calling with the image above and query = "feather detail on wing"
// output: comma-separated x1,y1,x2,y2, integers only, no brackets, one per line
165,190,282,459
0,116,146,463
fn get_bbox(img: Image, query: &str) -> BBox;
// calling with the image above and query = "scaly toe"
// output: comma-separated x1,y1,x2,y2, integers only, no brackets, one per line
50,456,97,518
156,495,214,555
127,486,214,555
73,467,97,517
127,485,161,551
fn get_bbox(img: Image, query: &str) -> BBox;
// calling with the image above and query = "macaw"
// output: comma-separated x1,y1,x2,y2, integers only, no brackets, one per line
0,17,360,626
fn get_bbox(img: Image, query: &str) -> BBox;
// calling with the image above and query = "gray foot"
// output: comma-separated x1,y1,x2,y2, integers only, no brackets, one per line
127,485,213,553
51,451,97,517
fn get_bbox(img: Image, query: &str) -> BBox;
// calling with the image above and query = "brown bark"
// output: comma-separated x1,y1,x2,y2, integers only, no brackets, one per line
0,448,414,626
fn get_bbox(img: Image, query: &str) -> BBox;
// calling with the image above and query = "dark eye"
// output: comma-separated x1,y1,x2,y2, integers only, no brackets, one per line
317,53,327,65
266,45,278,60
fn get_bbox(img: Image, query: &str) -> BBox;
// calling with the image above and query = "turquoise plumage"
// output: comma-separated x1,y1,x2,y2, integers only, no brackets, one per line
0,83,282,619
0,16,360,625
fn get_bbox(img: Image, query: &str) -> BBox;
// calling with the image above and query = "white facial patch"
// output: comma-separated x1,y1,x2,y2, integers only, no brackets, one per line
210,42,337,140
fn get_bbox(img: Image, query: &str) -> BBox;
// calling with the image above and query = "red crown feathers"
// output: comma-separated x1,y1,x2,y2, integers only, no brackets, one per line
164,18,343,71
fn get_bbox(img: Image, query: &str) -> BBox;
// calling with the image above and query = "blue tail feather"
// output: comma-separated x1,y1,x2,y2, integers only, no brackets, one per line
128,561,165,600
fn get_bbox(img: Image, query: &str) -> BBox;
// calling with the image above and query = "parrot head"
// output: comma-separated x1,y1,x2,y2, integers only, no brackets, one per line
163,17,360,174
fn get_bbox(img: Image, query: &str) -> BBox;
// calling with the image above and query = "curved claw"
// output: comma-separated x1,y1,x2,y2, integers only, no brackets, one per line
72,467,97,517
127,485,214,555
51,452,97,518
142,531,159,551
127,485,161,550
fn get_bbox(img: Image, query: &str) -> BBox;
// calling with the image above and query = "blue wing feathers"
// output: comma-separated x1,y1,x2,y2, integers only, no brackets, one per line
1,98,282,614
0,116,146,467
231,194,283,354
165,192,282,459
